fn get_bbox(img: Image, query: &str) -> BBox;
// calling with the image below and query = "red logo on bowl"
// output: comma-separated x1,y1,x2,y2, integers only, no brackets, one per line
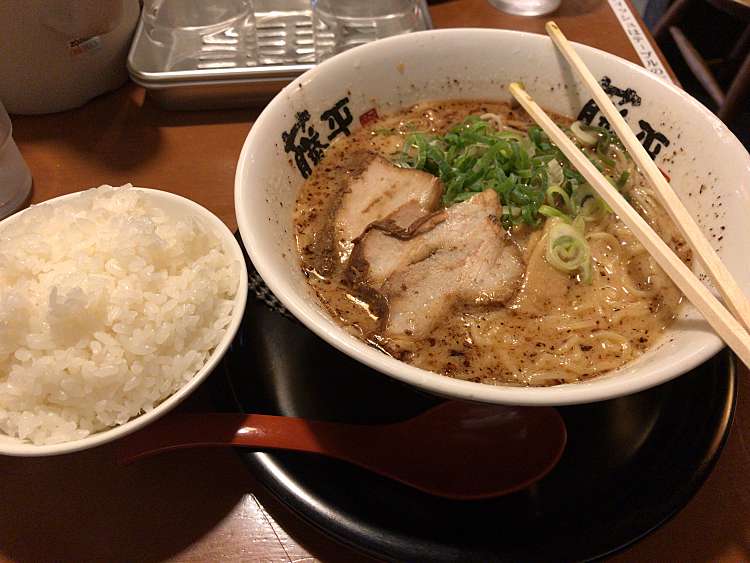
359,108,379,127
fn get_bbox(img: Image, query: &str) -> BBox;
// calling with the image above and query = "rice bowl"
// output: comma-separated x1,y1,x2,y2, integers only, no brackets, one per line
0,185,247,455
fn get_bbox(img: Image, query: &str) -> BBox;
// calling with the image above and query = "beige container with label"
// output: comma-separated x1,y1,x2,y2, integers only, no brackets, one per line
0,0,140,115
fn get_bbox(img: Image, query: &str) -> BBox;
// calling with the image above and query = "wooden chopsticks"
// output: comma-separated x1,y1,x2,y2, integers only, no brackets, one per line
508,82,750,368
544,21,750,334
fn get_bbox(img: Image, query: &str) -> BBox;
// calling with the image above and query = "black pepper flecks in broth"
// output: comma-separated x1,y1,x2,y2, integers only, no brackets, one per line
294,100,689,386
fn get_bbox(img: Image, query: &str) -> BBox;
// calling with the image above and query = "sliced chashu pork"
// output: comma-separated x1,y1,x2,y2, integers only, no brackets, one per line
334,154,442,260
347,201,446,285
350,190,524,339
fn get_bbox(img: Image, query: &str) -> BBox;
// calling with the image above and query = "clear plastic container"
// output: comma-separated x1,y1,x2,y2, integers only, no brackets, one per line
142,0,257,71
0,101,32,221
312,0,420,62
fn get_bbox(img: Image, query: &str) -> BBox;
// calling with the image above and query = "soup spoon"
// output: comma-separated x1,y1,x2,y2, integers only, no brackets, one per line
117,401,566,500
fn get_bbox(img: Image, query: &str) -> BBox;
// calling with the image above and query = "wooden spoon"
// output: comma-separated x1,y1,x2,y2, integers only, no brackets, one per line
117,401,566,500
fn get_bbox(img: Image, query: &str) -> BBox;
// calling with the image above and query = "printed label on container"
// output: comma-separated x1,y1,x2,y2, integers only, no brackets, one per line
68,36,102,57
607,0,673,83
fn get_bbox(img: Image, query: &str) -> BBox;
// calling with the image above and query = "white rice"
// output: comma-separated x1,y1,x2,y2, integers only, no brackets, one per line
0,185,239,445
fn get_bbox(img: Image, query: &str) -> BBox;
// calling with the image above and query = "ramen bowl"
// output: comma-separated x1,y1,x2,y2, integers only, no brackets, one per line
235,29,750,406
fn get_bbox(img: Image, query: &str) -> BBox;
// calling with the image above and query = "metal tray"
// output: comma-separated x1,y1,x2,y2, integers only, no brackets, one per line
127,0,433,110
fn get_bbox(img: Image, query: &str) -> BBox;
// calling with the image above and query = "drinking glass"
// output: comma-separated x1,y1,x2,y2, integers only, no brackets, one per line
143,0,257,71
312,0,420,63
488,0,561,16
0,100,32,221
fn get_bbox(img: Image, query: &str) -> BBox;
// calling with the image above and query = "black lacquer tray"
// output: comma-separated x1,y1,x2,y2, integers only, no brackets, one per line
217,237,736,562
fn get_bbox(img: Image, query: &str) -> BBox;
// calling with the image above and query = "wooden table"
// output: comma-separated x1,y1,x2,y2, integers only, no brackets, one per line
3,1,749,561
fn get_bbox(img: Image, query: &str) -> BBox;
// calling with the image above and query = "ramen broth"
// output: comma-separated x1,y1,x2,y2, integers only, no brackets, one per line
294,100,689,386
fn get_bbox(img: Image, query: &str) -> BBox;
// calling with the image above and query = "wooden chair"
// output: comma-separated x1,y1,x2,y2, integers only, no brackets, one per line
653,0,750,124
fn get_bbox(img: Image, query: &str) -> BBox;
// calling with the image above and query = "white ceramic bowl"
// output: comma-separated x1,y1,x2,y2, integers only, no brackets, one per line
0,187,248,455
235,29,750,406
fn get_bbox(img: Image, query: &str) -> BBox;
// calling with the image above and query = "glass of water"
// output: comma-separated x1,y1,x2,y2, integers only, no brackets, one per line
312,0,420,63
0,100,32,221
143,0,257,71
488,0,561,16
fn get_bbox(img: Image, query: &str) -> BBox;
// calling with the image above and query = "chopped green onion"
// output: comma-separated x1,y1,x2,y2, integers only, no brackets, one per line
538,204,571,222
615,170,630,190
595,129,616,166
570,121,598,146
546,159,565,186
572,215,586,234
396,117,567,227
546,184,572,214
546,219,593,284
569,183,611,222
393,114,630,262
